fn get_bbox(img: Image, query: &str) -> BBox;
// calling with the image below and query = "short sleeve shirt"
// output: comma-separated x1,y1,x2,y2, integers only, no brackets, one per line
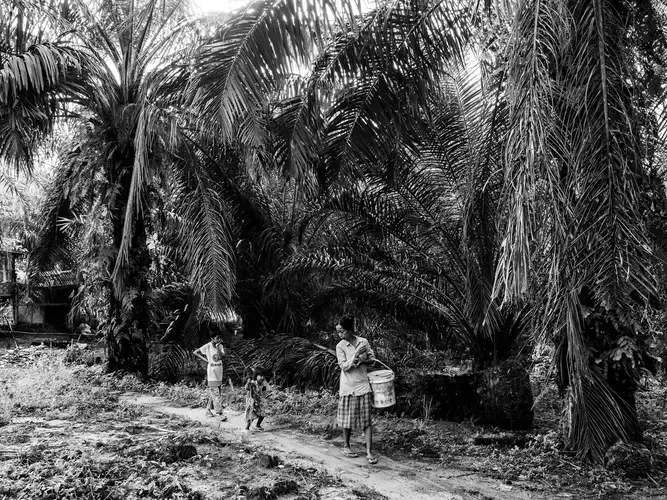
197,341,224,383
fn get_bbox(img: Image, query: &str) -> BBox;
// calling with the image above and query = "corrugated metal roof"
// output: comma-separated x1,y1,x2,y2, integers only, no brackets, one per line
32,270,78,288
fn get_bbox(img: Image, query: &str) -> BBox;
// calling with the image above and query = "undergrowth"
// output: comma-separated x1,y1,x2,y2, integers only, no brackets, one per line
97,364,667,498
0,353,118,420
5,349,667,498
0,349,370,500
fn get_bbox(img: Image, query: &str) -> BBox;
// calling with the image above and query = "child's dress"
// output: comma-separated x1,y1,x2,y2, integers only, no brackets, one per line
245,379,269,421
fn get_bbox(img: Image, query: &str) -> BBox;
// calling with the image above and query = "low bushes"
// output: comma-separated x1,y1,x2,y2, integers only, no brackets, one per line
395,359,534,430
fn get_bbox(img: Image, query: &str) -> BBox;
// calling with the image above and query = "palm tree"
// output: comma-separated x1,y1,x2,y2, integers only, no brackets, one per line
147,146,322,381
26,0,237,376
311,0,667,461
494,0,667,461
269,59,535,426
256,0,667,452
0,0,83,174
7,0,363,376
218,0,537,427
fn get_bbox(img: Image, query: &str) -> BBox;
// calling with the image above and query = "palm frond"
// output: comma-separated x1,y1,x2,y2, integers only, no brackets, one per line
495,0,660,460
174,173,236,318
153,297,204,382
188,0,358,143
495,0,569,304
30,162,78,271
0,0,86,172
231,334,338,389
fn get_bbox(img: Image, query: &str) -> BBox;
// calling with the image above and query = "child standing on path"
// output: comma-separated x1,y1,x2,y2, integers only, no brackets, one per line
193,333,228,421
244,366,270,432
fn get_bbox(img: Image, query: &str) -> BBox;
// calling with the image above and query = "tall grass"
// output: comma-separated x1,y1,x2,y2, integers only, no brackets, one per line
0,352,115,420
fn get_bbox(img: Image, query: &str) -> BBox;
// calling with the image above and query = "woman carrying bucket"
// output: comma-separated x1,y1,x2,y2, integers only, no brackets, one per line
335,315,379,464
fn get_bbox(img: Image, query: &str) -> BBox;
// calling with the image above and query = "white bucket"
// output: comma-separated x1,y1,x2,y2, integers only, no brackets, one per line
368,369,396,408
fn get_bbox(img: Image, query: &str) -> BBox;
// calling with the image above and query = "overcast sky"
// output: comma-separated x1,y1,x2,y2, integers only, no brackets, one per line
193,0,376,14
194,0,250,12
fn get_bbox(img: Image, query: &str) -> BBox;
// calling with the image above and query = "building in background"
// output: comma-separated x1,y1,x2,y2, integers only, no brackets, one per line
17,270,79,329
0,245,23,326
1,241,79,331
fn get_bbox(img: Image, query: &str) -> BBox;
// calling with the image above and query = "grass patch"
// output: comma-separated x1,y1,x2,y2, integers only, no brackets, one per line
0,352,118,420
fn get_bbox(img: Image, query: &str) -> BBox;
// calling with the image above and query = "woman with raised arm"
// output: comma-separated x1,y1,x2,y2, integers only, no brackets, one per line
335,315,378,464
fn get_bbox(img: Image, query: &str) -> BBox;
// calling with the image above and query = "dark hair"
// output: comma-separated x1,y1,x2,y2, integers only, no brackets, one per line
223,320,242,335
251,366,266,378
338,315,354,332
208,322,224,338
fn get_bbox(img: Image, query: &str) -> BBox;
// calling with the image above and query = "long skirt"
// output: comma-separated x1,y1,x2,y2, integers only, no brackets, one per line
336,392,372,429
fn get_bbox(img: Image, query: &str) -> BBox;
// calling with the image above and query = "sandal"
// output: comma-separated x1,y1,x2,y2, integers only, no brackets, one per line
367,455,378,464
341,448,359,458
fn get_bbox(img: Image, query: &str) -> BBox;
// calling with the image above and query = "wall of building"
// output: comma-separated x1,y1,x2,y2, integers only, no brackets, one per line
18,305,45,325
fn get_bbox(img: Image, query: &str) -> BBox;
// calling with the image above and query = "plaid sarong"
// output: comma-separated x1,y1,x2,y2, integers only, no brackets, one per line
336,392,372,429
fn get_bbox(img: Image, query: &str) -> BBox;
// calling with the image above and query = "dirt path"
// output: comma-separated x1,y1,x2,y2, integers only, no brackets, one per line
120,393,549,500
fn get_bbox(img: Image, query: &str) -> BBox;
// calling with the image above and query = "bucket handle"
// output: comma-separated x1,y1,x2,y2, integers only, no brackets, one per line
371,359,392,373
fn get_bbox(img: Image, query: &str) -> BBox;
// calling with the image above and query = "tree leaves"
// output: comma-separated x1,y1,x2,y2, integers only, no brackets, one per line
496,0,663,461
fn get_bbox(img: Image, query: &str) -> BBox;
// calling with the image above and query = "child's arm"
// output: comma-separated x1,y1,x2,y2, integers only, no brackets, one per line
192,347,207,363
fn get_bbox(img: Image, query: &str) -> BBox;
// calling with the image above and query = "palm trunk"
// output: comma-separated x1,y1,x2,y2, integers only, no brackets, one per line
396,360,533,429
105,170,151,377
556,295,645,459
476,359,534,430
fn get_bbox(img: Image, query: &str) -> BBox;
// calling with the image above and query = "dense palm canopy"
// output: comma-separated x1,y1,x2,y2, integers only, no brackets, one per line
4,0,239,374
0,0,83,173
271,62,522,368
3,0,667,462
262,0,667,460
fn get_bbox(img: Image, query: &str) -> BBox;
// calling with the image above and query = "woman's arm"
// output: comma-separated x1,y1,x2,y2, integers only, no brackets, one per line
358,340,376,365
336,344,359,372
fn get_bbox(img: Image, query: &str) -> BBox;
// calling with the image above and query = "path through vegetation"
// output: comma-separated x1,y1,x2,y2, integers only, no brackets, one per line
121,393,548,500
